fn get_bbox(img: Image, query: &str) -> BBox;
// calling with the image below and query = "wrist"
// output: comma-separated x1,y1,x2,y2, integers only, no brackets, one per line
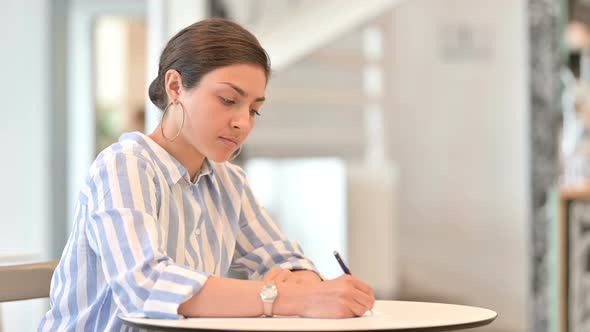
260,282,278,317
272,282,307,316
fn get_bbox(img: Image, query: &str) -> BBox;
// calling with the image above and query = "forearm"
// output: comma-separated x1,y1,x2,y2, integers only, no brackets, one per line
177,276,303,318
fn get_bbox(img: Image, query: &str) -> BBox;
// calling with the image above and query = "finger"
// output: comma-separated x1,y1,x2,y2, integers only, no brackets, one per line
275,269,293,282
263,268,280,282
351,287,374,312
265,269,294,283
349,277,375,299
346,297,368,317
337,277,374,312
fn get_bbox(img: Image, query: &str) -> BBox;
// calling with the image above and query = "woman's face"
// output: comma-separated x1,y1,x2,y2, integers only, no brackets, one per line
177,64,267,162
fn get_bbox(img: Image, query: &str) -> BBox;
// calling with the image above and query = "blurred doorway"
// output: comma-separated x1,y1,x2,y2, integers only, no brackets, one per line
94,16,147,154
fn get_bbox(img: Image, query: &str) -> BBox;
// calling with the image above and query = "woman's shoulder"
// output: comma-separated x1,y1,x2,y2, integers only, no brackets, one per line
88,136,157,177
79,134,167,206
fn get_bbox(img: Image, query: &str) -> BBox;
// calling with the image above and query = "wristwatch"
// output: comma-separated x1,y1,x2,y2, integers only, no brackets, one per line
259,283,278,317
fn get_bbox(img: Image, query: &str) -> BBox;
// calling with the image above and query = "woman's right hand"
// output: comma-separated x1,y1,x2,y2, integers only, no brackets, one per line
284,274,375,318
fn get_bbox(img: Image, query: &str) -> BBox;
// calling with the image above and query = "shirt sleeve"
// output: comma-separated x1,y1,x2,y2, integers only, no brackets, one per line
84,153,209,319
230,170,320,280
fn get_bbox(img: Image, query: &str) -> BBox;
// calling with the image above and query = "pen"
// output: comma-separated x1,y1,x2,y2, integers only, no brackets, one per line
333,250,351,275
333,250,373,315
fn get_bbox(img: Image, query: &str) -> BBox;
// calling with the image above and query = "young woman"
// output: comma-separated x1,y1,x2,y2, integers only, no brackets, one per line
38,18,374,332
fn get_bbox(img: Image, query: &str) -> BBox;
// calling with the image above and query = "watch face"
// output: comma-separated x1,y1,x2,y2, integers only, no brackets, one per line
260,284,278,302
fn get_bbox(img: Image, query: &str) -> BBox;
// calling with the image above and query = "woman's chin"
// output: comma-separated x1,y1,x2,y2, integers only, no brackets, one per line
207,152,232,163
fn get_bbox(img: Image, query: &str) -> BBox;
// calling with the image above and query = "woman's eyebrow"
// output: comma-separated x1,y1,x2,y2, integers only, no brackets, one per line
219,82,265,102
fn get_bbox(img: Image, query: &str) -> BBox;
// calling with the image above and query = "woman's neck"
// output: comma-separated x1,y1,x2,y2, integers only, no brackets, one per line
148,126,205,182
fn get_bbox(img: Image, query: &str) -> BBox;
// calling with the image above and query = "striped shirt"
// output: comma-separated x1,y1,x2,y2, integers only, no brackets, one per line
38,132,318,332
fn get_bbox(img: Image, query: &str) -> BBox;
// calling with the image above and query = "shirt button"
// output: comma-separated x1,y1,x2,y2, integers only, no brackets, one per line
195,228,201,236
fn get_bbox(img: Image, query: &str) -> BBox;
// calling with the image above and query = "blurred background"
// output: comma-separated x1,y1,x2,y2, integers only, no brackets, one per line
0,0,585,331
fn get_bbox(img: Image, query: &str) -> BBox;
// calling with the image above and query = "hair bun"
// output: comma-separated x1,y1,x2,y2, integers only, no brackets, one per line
148,75,167,110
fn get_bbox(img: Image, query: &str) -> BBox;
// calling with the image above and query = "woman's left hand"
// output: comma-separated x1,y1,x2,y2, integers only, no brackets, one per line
263,268,294,283
263,268,321,285
291,270,322,284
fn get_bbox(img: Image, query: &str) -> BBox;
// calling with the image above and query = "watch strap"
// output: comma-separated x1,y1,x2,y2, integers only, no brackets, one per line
263,301,273,317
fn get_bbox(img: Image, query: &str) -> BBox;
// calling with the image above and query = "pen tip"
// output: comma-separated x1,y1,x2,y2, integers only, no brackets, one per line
333,250,338,255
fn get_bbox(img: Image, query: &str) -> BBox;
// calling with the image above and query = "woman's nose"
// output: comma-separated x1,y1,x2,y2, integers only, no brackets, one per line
231,106,251,129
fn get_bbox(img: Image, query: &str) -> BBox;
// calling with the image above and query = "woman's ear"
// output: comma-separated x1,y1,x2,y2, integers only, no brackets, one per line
164,69,183,103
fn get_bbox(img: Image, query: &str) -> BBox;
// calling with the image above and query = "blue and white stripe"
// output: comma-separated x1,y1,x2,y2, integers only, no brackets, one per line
38,132,317,331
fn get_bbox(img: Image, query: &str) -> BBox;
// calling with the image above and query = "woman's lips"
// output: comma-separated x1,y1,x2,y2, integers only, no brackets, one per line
220,137,238,148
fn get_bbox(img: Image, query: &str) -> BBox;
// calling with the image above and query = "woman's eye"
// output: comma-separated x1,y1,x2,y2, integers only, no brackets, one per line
250,109,261,117
220,97,235,106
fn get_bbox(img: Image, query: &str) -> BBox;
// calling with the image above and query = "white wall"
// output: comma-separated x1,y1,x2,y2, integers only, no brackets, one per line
0,0,50,262
0,0,51,330
385,0,528,331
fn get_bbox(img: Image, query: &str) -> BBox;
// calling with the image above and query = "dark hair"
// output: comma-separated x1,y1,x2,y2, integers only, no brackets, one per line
148,18,271,110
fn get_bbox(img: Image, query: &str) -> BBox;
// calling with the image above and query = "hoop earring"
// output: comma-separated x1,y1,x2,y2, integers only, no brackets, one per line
161,101,185,142
230,145,242,161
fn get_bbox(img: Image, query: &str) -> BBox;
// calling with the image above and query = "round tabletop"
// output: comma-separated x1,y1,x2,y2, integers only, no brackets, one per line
119,300,497,331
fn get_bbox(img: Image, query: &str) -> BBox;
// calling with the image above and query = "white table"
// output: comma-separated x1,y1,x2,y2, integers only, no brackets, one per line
119,300,497,331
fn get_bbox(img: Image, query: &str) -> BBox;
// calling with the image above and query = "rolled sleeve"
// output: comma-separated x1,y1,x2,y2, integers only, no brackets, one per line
85,154,210,319
143,264,210,319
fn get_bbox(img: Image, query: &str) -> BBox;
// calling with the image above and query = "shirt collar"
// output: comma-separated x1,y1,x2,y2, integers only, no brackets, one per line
190,158,215,185
119,132,214,186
